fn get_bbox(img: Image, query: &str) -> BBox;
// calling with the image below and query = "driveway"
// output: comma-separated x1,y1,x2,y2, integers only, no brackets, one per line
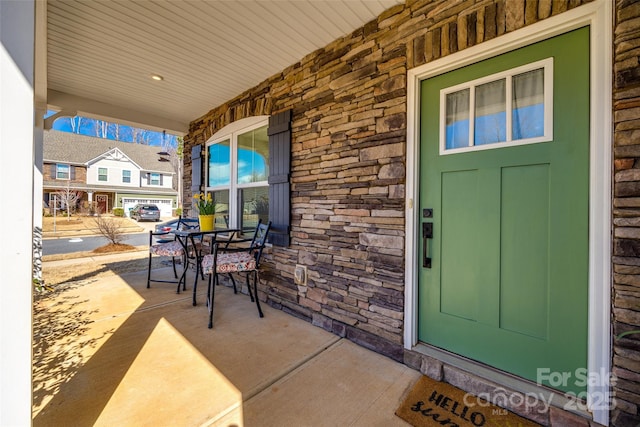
129,217,175,233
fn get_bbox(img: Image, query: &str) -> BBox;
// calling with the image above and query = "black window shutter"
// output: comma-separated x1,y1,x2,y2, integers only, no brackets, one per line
191,145,202,193
70,166,76,180
51,164,56,179
268,110,292,246
160,174,164,186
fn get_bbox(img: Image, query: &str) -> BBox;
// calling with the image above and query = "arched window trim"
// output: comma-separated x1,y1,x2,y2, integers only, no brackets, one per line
208,115,270,142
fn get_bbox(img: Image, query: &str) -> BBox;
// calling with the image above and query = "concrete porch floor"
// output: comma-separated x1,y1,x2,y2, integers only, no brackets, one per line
34,259,420,426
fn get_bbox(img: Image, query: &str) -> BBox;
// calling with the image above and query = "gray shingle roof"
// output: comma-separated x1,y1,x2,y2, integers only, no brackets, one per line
43,130,176,174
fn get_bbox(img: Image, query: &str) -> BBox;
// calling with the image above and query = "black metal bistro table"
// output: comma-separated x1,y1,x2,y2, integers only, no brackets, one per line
171,227,239,306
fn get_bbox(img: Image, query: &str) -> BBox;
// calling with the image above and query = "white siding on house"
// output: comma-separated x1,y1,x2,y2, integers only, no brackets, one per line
87,157,142,186
140,172,173,189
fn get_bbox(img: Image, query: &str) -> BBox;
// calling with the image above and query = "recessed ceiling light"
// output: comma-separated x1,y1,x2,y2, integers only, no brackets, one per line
150,74,164,81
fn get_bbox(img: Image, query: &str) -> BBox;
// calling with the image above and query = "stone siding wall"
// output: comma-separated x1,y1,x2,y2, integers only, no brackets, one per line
181,1,636,425
612,0,640,426
185,0,588,360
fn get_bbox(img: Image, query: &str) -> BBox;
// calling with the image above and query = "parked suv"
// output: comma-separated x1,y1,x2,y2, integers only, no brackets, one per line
130,204,160,222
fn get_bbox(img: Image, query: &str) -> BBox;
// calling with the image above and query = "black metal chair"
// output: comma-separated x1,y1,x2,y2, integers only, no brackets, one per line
147,217,199,292
201,219,272,328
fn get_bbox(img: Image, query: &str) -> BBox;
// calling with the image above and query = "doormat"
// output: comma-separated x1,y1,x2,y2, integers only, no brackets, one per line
395,376,541,427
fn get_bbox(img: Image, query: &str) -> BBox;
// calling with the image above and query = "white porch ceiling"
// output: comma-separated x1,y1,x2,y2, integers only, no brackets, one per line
46,0,403,134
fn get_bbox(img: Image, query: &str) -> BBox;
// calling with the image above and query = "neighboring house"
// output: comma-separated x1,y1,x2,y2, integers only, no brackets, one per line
43,130,177,217
182,1,637,426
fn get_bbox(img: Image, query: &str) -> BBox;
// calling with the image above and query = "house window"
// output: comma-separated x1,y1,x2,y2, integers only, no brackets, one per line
150,173,160,186
440,58,553,154
122,170,131,183
98,167,108,182
207,121,269,231
56,164,70,180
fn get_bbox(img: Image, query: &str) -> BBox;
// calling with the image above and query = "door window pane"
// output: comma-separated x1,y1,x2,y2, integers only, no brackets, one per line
239,187,269,233
512,68,544,140
237,125,269,184
445,89,470,149
208,140,231,187
474,79,506,145
440,58,552,154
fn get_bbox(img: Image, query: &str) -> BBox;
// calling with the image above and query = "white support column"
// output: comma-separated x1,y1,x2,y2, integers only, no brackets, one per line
0,0,36,425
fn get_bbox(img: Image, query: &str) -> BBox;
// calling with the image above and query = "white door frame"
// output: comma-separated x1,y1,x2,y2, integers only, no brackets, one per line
404,1,612,424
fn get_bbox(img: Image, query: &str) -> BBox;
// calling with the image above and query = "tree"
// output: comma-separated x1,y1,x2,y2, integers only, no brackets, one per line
64,116,82,134
90,119,109,138
92,216,126,245
163,136,183,209
54,181,83,221
109,122,121,140
51,113,178,147
131,127,153,145
168,137,182,183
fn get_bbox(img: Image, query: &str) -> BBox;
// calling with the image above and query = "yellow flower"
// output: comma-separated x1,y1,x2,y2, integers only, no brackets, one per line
193,192,216,215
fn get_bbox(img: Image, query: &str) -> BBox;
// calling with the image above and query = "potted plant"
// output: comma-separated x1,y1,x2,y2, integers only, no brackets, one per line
193,192,216,231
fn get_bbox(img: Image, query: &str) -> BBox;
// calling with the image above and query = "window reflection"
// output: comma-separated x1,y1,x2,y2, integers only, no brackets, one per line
211,190,229,228
237,126,269,184
206,119,270,228
239,187,269,233
208,140,230,187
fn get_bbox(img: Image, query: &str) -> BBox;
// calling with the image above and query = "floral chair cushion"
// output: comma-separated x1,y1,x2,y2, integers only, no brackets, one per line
201,252,256,275
150,240,184,257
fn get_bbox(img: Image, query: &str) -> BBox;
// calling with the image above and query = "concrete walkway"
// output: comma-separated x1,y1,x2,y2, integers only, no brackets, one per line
34,260,420,426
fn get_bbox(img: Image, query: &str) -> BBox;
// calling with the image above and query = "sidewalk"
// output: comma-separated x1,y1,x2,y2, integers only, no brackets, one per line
42,227,144,239
43,247,149,268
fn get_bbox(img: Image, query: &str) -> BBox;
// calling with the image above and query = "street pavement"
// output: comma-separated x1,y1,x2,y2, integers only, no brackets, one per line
41,217,174,256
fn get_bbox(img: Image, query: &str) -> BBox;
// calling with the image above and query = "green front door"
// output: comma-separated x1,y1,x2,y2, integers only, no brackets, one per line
418,28,589,395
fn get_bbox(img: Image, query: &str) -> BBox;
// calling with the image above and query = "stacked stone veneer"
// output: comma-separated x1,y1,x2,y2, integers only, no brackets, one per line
183,0,640,425
612,1,640,426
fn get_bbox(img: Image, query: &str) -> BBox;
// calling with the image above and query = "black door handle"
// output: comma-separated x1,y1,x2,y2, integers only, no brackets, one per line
423,222,433,268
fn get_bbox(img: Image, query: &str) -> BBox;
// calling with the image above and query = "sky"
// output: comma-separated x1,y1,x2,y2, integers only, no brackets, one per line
46,111,179,148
